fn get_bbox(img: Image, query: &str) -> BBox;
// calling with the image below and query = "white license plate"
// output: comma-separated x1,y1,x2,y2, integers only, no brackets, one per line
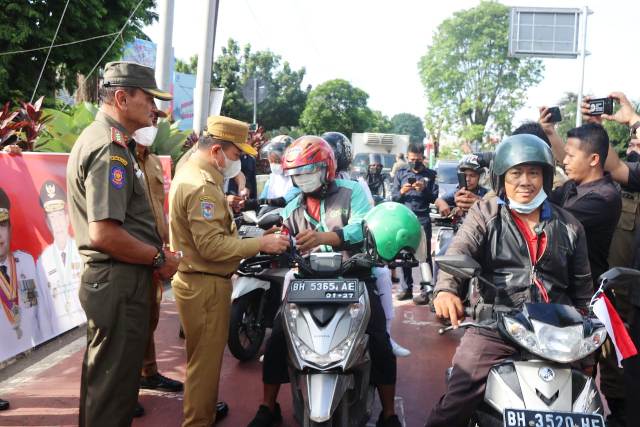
503,408,604,427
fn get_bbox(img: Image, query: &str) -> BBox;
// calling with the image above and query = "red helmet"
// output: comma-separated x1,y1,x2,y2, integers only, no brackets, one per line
283,135,337,183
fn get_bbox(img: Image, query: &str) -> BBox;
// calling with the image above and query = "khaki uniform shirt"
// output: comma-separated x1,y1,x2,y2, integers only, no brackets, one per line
66,111,162,263
169,154,261,277
137,148,169,243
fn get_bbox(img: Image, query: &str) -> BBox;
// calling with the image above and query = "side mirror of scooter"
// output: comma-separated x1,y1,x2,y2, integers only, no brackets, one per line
435,255,481,280
598,267,640,293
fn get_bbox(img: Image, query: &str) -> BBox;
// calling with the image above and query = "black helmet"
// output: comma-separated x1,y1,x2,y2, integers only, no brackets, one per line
458,156,483,174
321,132,352,172
259,135,293,162
491,134,554,196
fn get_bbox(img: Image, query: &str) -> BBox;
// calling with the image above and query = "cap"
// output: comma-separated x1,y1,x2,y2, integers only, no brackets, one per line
0,187,10,222
39,180,66,213
205,116,256,156
102,61,173,101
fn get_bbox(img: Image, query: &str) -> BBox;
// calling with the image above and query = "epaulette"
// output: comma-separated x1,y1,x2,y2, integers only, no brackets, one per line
111,127,129,148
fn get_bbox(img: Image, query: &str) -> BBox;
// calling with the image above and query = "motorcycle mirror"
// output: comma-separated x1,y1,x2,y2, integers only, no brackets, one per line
435,255,481,280
258,213,283,230
598,267,640,293
242,210,258,224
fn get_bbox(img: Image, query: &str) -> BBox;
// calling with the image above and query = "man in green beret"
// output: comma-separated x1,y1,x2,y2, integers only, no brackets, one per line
66,61,180,427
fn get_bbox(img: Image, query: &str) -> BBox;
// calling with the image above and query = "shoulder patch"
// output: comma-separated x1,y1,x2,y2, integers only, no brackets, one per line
110,164,126,189
111,127,129,148
110,155,129,166
201,200,215,220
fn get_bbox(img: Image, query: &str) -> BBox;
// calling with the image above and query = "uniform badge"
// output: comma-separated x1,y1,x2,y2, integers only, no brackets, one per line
110,165,126,189
110,127,129,148
201,200,214,220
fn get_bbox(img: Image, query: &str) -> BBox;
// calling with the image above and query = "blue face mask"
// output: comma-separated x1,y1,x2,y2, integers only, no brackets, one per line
508,189,547,214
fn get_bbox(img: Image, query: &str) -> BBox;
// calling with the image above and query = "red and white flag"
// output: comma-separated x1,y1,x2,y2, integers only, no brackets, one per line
592,294,638,366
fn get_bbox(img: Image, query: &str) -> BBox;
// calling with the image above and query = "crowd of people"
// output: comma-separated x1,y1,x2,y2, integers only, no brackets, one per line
2,58,640,427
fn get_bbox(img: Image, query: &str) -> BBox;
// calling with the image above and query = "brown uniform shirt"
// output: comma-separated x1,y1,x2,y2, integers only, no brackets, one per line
169,153,260,277
137,148,169,244
66,111,162,264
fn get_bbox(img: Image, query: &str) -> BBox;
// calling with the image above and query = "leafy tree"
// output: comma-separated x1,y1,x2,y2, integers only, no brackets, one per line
390,113,426,143
369,110,392,133
300,79,374,136
175,55,198,74
0,0,156,105
418,1,544,141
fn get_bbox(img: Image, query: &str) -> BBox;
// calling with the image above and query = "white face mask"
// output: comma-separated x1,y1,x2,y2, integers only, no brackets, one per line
292,171,324,193
270,163,283,175
217,148,242,179
508,189,547,214
133,126,158,147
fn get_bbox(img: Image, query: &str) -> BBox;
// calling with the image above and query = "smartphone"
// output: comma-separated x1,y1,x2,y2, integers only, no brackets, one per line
457,172,467,189
407,177,416,185
587,98,614,116
547,106,562,123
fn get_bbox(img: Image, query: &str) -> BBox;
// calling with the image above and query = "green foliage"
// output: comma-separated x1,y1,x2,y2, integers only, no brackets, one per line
299,79,374,136
369,110,392,133
418,1,544,141
437,141,464,160
0,0,156,106
150,120,191,166
390,113,426,143
35,102,98,152
175,55,198,74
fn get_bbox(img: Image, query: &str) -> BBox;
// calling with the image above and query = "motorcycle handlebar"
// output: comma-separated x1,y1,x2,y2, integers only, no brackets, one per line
438,321,497,335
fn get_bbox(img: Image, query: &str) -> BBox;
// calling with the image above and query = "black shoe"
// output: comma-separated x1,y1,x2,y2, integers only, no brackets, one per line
413,290,430,305
396,289,412,301
179,326,185,339
247,403,282,427
376,412,401,427
133,401,145,418
214,401,229,424
391,277,400,284
0,399,9,411
140,373,184,392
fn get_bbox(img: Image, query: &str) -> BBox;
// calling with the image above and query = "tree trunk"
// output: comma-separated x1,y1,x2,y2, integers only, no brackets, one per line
74,73,99,104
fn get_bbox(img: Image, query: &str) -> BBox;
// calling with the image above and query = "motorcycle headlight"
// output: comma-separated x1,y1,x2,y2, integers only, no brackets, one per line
503,317,607,363
284,301,367,368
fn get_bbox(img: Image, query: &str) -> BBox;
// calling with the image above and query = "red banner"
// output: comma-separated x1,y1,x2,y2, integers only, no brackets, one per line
0,152,171,363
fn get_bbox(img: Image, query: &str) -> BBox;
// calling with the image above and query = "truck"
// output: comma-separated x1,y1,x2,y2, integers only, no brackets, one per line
350,132,410,177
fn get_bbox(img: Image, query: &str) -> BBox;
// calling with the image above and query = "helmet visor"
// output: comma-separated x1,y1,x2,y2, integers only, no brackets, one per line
284,162,325,177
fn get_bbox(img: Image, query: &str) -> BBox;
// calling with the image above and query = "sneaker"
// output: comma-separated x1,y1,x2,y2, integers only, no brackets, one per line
376,412,401,427
396,289,412,301
390,339,411,357
247,403,282,427
213,401,229,424
133,401,145,418
140,373,184,393
391,276,400,284
412,291,430,306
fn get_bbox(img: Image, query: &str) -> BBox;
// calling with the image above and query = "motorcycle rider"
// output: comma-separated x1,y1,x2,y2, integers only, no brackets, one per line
257,135,299,207
248,136,400,427
425,134,593,427
434,157,487,217
366,153,386,199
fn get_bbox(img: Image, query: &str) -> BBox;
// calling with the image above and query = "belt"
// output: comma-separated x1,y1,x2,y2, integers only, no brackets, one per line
178,270,233,280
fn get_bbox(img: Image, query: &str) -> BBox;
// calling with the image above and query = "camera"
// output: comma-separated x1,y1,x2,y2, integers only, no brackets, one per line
587,98,614,116
547,106,562,123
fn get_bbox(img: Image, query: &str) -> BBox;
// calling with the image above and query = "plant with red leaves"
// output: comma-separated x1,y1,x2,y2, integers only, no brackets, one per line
13,96,51,151
0,102,19,149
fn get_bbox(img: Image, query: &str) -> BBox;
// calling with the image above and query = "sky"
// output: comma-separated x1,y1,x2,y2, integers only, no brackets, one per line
144,0,640,131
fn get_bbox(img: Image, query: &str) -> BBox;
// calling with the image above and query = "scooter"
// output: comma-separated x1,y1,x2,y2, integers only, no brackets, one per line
228,205,289,361
282,251,385,426
435,255,628,427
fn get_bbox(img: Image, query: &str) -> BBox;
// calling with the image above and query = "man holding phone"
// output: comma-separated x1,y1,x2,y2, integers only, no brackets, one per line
391,143,439,302
434,158,487,217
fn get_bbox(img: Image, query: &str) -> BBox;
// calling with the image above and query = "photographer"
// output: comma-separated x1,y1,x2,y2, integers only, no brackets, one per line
434,157,487,217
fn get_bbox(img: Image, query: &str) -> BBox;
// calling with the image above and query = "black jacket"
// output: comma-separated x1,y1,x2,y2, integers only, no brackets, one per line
435,197,593,310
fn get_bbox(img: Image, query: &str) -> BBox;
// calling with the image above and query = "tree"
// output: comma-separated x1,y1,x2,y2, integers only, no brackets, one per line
390,113,426,143
418,1,544,141
300,79,375,137
175,55,198,74
0,1,156,105
369,110,392,133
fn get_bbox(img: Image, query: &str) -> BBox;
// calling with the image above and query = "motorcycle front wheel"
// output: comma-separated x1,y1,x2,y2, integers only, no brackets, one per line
228,290,266,361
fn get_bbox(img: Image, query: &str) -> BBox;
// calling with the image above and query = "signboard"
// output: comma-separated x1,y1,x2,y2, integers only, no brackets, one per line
509,7,581,58
0,152,171,363
173,72,196,131
122,38,157,68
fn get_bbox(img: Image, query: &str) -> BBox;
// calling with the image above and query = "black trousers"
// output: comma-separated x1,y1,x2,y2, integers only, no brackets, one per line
402,220,432,290
262,279,396,386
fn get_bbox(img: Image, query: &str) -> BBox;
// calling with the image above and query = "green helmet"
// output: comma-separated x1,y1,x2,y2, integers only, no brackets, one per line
363,202,422,262
491,134,555,196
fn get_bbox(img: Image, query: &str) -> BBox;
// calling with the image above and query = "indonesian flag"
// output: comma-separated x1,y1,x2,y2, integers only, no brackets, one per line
592,294,638,366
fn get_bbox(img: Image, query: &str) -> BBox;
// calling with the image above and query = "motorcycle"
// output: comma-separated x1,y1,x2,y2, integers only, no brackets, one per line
282,250,408,426
228,205,289,361
434,254,634,427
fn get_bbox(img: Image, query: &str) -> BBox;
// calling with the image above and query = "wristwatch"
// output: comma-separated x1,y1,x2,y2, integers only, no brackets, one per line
630,121,640,139
151,249,166,268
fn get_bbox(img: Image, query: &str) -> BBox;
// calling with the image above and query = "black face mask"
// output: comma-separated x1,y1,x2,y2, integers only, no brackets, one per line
628,151,640,163
408,160,423,171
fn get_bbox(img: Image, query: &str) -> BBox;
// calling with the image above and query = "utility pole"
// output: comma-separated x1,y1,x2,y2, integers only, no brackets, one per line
575,6,592,127
193,0,220,133
155,0,175,112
